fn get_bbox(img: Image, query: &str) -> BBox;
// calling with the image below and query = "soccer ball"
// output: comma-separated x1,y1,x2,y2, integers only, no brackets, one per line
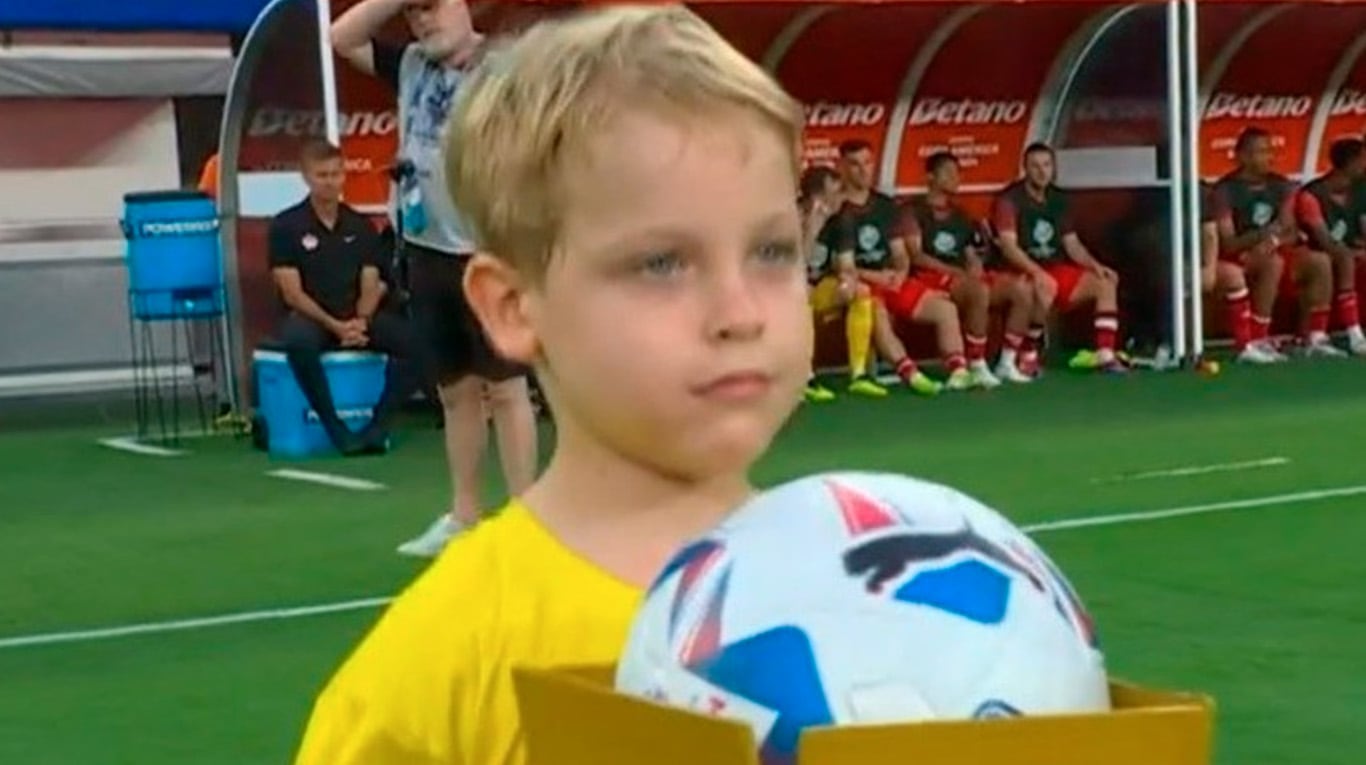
615,471,1109,764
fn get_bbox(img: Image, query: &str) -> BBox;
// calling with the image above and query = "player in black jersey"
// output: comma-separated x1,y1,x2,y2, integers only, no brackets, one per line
801,165,889,401
830,140,969,395
897,152,1034,386
1296,137,1366,354
1214,127,1340,360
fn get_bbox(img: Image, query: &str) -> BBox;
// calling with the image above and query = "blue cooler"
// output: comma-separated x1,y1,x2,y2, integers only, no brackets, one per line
122,190,223,319
253,349,388,458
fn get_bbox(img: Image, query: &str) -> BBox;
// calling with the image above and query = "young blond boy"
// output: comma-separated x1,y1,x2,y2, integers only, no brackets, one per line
292,5,813,764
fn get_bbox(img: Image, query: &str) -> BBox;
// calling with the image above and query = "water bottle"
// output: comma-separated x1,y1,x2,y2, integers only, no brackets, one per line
401,172,427,236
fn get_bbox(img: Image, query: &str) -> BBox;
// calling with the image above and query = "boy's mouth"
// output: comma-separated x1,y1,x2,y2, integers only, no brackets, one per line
691,370,774,402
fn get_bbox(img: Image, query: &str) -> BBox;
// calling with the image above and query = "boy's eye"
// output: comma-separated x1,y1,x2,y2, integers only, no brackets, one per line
754,240,800,265
634,251,685,278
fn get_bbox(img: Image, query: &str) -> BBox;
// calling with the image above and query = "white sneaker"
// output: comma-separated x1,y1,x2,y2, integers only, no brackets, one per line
396,514,468,558
1304,338,1348,358
1349,336,1366,356
1236,343,1284,365
994,360,1033,384
968,361,1002,389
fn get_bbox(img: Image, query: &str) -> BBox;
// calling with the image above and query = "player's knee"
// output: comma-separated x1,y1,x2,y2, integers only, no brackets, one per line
1217,263,1247,292
853,281,873,300
438,376,483,411
926,294,958,325
963,278,989,306
485,376,530,411
1099,276,1118,302
1034,281,1057,306
1308,250,1333,279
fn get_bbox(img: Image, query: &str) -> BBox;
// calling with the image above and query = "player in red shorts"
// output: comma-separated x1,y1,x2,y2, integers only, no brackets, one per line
991,142,1126,374
1212,127,1340,361
830,139,971,394
897,152,1034,385
1296,137,1366,355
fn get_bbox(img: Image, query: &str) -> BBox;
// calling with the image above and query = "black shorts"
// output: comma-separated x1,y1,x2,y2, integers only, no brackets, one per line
407,243,529,384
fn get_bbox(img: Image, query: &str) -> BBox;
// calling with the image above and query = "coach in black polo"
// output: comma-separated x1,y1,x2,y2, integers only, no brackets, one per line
268,140,428,455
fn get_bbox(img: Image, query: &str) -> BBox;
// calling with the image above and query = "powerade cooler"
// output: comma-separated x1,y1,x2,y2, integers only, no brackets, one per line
252,350,388,458
121,190,223,318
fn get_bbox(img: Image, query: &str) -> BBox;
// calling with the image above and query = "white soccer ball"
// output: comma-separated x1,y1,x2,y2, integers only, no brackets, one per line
615,471,1110,764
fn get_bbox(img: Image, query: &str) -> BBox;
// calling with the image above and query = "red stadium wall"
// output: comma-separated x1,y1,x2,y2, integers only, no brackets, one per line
224,0,1366,378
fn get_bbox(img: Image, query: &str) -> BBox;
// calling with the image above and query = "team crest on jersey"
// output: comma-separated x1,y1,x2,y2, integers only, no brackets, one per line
933,231,957,255
1252,202,1273,227
1031,219,1055,258
1331,219,1349,243
858,224,882,252
301,234,319,251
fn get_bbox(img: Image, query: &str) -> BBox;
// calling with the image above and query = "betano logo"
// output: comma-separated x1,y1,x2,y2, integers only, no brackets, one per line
1330,88,1366,117
1204,93,1312,120
247,108,398,138
908,98,1029,127
805,102,886,128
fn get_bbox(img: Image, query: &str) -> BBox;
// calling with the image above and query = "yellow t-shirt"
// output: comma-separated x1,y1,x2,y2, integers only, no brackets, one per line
293,501,643,765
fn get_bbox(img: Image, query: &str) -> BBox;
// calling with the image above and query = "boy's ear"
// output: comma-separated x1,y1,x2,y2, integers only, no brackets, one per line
461,253,539,364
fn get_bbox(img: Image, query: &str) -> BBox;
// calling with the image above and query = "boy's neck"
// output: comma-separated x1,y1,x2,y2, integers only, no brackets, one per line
522,429,754,588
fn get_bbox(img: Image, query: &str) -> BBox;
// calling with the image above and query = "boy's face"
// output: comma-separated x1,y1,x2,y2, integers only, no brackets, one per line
484,106,811,481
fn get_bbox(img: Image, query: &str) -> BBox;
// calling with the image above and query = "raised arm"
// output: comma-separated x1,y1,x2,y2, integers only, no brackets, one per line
330,0,407,77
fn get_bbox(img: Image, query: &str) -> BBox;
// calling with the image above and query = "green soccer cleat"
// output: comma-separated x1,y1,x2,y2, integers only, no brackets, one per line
804,381,837,403
847,376,889,397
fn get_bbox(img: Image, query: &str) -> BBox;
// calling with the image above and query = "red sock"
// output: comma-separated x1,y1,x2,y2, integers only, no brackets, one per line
895,357,918,381
1305,307,1330,338
1003,333,1024,351
1335,291,1360,331
1025,324,1045,353
945,353,967,372
1225,288,1251,350
1251,314,1272,342
1094,312,1118,352
964,335,987,363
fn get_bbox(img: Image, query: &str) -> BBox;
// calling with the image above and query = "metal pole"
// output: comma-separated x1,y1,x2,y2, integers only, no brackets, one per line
316,0,343,147
1183,0,1205,361
1165,0,1187,363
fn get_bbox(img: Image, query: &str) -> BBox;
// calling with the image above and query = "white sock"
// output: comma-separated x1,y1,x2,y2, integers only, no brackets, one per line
1349,325,1366,344
999,348,1018,368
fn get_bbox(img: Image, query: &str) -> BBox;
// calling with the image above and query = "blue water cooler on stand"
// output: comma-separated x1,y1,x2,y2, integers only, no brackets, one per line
122,190,230,445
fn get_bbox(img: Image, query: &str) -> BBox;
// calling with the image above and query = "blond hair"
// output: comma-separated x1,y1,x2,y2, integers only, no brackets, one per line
443,4,804,277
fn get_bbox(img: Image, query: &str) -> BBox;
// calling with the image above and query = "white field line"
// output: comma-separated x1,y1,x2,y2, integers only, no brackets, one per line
2,483,1363,651
0,598,393,650
267,469,386,492
97,437,185,457
1091,456,1290,484
1023,484,1366,534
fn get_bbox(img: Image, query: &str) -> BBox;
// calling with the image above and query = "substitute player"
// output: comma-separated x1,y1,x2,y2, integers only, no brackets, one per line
1212,127,1340,361
1198,179,1262,357
294,6,817,763
992,142,1126,374
1296,137,1366,354
898,152,1033,386
800,165,887,401
831,140,971,394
